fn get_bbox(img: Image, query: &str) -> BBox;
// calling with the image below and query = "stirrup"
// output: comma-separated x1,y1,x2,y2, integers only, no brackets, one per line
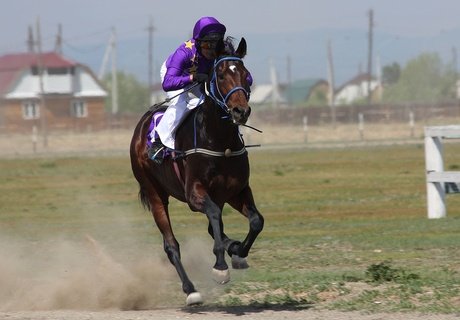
148,142,165,164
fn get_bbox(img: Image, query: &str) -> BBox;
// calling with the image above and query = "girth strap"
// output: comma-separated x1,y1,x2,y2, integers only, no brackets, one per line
184,147,247,157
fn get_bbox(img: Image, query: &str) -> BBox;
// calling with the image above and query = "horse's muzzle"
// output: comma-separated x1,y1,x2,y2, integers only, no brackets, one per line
231,106,251,124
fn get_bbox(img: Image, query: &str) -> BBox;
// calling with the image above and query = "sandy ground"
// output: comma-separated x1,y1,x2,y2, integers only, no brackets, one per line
0,308,459,320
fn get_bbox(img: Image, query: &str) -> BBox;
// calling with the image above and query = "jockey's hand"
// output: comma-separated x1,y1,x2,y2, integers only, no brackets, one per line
194,73,208,83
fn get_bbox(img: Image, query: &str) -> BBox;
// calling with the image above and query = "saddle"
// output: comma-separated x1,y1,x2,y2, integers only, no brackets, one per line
146,100,204,163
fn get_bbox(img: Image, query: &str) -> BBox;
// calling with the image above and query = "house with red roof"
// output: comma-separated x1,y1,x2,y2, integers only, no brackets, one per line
0,51,107,132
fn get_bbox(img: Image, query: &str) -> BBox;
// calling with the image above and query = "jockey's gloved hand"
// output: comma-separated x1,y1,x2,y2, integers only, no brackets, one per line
194,73,208,83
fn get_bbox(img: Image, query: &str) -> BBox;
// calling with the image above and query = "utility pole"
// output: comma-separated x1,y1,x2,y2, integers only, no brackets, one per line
147,17,155,106
36,17,48,147
286,55,292,106
376,55,382,101
452,46,458,75
452,47,459,100
99,28,118,115
327,39,336,127
111,27,118,115
270,58,280,109
54,23,63,54
367,9,374,106
27,25,35,53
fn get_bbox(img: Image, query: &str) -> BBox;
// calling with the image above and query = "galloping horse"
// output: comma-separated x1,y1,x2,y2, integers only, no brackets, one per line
130,38,264,305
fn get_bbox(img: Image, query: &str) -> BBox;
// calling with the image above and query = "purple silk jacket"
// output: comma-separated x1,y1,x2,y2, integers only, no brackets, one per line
162,40,253,92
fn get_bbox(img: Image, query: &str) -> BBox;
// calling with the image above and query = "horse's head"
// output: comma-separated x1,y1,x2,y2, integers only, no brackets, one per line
209,38,251,125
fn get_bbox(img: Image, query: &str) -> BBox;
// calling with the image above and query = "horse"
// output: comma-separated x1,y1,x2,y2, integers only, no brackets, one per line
130,37,264,306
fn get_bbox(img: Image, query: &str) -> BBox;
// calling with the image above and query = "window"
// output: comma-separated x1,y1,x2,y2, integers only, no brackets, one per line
47,67,69,75
71,100,88,118
22,100,40,119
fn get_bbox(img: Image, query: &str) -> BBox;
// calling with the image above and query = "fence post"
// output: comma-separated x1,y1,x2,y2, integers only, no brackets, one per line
424,129,445,219
303,116,308,143
358,113,364,140
32,125,38,153
409,111,415,138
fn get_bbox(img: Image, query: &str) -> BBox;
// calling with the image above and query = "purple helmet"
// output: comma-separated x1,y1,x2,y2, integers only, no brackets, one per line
192,17,226,41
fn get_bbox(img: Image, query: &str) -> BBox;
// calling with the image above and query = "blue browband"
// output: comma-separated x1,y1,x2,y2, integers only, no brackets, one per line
209,56,250,113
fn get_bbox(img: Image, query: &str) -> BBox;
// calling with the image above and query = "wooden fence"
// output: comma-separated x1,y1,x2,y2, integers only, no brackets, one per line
1,101,460,133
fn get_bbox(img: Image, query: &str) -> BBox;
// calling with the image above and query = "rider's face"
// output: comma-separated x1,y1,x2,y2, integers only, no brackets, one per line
200,41,218,60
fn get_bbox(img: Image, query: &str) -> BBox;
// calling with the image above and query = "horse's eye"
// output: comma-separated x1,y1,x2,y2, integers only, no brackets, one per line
218,73,225,80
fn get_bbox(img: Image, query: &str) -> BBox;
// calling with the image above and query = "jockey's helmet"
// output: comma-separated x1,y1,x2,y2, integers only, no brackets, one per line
193,17,226,41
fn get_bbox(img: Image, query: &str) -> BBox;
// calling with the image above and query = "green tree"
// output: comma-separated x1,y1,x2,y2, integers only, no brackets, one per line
102,71,150,114
382,53,457,103
382,62,401,85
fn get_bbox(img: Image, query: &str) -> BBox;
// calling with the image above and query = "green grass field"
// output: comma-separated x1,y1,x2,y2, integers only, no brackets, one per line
0,144,459,313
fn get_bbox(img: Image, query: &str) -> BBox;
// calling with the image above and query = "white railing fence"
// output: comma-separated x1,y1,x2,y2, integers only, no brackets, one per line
424,125,460,219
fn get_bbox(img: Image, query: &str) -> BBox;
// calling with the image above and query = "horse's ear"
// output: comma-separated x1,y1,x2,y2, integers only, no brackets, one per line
235,37,247,58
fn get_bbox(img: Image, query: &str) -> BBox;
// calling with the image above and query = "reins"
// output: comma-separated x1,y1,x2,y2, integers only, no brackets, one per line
149,82,201,111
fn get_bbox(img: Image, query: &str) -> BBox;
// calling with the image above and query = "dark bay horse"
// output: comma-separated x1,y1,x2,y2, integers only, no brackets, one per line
130,38,264,305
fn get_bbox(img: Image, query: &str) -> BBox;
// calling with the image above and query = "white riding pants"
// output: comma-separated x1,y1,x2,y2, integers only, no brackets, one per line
155,61,202,149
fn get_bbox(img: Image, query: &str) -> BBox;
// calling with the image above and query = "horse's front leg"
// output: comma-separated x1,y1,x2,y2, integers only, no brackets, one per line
187,183,230,284
228,185,264,269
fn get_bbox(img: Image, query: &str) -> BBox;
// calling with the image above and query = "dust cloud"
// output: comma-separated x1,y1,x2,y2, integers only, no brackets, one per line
0,233,217,311
0,171,223,311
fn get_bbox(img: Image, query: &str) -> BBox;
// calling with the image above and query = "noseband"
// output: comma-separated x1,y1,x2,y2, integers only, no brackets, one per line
208,56,250,113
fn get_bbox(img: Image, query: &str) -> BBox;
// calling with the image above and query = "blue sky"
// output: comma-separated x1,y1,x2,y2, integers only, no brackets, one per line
1,0,460,85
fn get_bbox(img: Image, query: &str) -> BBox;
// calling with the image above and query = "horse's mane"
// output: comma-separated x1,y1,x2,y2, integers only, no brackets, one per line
223,36,236,55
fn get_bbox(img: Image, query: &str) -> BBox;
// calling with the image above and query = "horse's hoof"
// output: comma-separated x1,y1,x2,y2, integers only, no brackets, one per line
232,255,249,269
186,292,203,306
212,268,230,284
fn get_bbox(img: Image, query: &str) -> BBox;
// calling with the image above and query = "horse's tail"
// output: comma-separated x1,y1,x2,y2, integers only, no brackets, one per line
138,186,151,211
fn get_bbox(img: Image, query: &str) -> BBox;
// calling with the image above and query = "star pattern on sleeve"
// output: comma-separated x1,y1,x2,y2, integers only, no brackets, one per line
184,40,194,50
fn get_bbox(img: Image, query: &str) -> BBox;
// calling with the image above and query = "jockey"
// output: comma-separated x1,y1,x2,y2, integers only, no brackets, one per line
150,16,252,163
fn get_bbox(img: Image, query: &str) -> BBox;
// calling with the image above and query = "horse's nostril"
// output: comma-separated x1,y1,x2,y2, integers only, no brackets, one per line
233,107,249,115
246,107,251,117
232,107,251,124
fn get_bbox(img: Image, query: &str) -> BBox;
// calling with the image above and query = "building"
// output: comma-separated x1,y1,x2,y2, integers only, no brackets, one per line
0,51,107,132
250,83,287,107
334,73,382,105
251,78,330,108
284,79,329,106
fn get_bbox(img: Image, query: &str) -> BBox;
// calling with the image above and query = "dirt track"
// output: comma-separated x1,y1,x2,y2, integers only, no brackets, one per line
1,308,459,320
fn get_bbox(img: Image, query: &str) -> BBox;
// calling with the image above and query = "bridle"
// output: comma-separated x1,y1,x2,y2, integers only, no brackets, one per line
207,56,250,114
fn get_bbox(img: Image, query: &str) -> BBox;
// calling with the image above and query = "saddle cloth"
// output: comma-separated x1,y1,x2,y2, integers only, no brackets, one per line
147,111,164,148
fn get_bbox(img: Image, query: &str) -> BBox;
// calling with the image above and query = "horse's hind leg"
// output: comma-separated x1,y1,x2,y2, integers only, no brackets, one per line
144,188,202,305
207,220,243,261
227,186,264,269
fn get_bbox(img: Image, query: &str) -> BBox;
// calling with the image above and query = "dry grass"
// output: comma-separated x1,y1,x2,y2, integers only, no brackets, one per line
0,142,459,313
2,116,460,158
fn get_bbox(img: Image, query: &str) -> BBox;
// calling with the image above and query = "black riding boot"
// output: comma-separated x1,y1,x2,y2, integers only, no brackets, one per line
148,141,165,164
